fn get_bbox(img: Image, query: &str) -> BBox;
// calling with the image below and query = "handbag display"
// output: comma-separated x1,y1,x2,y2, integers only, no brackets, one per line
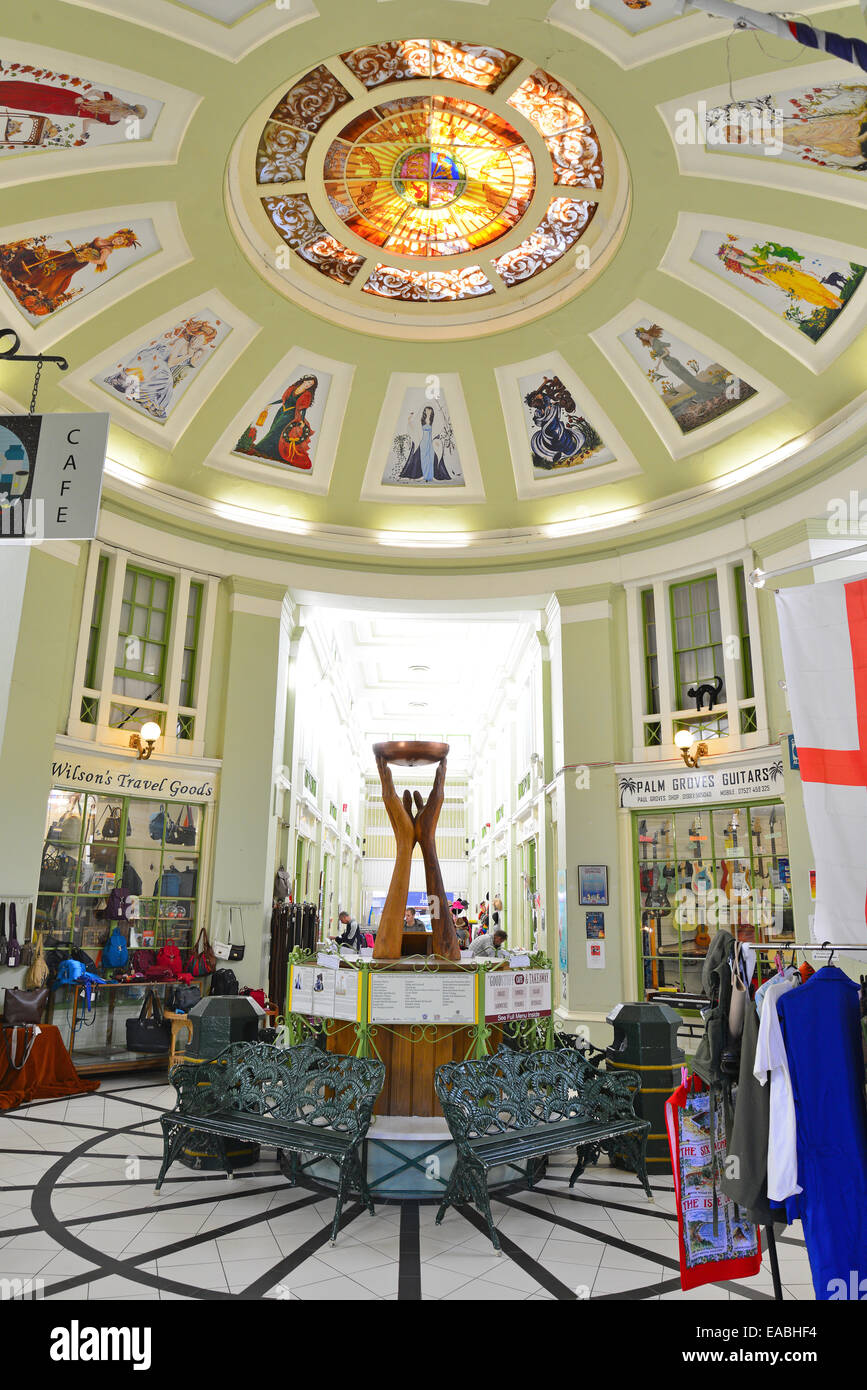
0,902,7,967
210,968,238,996
214,906,245,963
3,986,49,1025
156,939,183,977
168,982,200,1013
186,927,215,978
39,846,74,894
125,989,171,1053
6,904,20,969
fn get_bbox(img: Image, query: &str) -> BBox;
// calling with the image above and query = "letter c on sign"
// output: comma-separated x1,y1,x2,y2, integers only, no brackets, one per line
67,429,81,444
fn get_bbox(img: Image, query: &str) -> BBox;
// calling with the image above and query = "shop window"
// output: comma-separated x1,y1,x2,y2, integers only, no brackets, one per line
179,580,203,711
641,588,660,715
84,553,109,693
631,557,764,756
37,787,204,959
635,801,791,1000
70,546,215,757
670,575,724,709
112,566,174,716
734,563,756,702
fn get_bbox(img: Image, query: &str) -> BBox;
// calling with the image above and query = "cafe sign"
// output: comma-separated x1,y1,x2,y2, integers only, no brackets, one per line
616,748,784,810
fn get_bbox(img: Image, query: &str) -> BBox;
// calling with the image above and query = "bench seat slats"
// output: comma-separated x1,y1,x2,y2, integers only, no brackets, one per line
468,1115,649,1167
168,1110,355,1156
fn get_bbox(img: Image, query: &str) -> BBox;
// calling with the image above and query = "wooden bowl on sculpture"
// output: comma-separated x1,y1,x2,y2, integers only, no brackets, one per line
373,740,449,767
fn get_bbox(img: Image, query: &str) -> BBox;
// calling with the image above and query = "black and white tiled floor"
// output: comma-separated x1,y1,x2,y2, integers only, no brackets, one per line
0,1076,815,1300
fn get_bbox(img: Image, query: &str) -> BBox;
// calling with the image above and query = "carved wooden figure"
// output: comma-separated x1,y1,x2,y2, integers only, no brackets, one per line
372,741,460,962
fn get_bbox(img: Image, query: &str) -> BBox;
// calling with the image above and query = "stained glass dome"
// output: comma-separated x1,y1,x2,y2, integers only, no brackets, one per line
324,97,535,258
230,40,627,332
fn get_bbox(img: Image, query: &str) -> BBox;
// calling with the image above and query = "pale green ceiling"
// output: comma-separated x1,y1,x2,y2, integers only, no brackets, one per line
2,0,866,569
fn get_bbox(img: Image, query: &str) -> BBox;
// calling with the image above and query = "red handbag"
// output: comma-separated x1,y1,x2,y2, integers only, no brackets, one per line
186,928,216,978
156,939,183,978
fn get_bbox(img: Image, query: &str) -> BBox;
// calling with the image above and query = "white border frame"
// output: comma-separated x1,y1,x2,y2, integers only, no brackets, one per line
660,211,867,373
656,61,867,212
591,297,787,459
206,344,354,496
360,372,486,504
494,351,641,499
59,0,319,61
61,289,260,447
0,40,200,190
0,202,191,348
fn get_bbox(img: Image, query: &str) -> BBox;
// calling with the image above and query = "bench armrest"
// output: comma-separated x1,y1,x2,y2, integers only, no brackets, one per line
168,1056,230,1115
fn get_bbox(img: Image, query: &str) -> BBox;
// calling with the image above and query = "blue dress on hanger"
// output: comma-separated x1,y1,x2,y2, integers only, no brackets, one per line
776,965,867,1300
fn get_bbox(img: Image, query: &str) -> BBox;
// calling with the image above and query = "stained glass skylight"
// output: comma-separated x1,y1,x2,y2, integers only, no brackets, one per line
324,97,534,258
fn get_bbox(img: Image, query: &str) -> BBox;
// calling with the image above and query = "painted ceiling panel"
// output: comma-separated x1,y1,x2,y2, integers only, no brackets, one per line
0,1,863,565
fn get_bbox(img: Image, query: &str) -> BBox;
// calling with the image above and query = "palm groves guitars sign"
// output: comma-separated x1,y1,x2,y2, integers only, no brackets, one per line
0,413,109,540
617,750,784,808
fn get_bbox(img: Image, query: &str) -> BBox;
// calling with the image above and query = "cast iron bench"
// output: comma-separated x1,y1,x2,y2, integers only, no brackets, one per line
155,1040,385,1243
434,1046,652,1251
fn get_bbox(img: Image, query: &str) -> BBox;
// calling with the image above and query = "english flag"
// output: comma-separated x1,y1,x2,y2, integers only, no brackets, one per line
776,576,867,956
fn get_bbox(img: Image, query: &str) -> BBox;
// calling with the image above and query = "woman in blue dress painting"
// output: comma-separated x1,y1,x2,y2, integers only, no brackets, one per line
524,376,587,470
398,405,452,482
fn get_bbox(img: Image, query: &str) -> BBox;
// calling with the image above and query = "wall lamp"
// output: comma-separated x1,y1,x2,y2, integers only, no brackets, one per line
675,728,709,768
129,721,161,760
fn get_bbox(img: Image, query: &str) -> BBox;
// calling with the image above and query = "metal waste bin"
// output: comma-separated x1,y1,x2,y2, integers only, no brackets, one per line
179,996,264,1172
604,1001,684,1173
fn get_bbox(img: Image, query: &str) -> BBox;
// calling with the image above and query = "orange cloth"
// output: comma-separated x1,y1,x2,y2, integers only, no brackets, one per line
0,1023,99,1110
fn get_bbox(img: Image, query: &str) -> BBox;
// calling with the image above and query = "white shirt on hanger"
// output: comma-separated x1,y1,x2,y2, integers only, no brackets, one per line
753,975,802,1203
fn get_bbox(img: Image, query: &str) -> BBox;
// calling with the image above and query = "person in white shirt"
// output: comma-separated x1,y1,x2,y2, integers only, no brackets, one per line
469,929,507,959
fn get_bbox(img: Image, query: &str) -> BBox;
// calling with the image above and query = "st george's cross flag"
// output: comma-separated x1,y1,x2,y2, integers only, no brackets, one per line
776,576,867,956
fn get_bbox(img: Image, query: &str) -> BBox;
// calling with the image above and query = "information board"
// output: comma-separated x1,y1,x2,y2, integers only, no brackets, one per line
484,968,551,1023
288,964,360,1021
0,413,109,540
368,972,476,1025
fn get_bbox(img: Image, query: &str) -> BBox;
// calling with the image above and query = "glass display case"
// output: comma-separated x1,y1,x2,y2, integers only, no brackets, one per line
634,800,792,999
37,787,204,959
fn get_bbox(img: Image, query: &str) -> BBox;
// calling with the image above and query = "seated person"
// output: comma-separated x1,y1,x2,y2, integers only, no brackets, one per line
469,928,507,959
454,915,471,949
335,910,366,951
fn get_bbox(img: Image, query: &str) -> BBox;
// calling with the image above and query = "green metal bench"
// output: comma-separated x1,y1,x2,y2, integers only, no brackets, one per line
156,1040,385,1244
434,1046,652,1251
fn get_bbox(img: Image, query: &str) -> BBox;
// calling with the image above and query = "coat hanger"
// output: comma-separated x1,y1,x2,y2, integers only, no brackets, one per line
820,940,836,966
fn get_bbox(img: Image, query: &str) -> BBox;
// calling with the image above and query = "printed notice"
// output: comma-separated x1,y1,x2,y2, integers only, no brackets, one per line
484,969,551,1023
369,973,476,1025
289,965,360,1021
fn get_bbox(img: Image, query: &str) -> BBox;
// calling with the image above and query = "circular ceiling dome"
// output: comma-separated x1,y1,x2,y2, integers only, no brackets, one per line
227,41,629,337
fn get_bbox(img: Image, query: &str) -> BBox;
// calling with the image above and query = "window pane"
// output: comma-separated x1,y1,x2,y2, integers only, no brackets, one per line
152,578,170,611
673,585,690,618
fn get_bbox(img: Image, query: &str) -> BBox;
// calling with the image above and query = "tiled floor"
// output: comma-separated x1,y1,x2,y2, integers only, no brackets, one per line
0,1076,815,1300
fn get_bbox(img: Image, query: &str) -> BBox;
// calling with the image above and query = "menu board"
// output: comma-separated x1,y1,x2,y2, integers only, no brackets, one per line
484,969,551,1023
288,965,360,1021
369,973,476,1025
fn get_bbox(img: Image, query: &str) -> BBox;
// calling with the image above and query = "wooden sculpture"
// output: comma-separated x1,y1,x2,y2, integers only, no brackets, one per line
372,740,460,962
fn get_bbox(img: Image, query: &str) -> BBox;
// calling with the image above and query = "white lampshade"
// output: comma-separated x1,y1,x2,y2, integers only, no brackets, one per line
674,729,693,749
140,721,161,742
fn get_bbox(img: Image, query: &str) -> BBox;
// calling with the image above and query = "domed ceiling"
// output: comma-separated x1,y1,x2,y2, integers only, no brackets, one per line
1,0,866,564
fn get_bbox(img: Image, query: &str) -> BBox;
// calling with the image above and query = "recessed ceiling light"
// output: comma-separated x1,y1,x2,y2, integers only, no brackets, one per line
409,701,428,708
409,665,431,673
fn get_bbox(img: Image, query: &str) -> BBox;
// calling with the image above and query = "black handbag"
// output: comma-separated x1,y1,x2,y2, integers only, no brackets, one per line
168,983,199,1013
3,986,49,1024
125,989,171,1053
39,847,72,895
210,969,238,996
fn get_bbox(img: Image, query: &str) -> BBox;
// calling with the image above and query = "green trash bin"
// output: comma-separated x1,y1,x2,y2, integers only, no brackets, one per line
178,997,263,1173
604,1002,684,1173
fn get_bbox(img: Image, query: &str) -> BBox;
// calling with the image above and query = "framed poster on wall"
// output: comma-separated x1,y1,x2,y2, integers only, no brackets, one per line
578,864,608,906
